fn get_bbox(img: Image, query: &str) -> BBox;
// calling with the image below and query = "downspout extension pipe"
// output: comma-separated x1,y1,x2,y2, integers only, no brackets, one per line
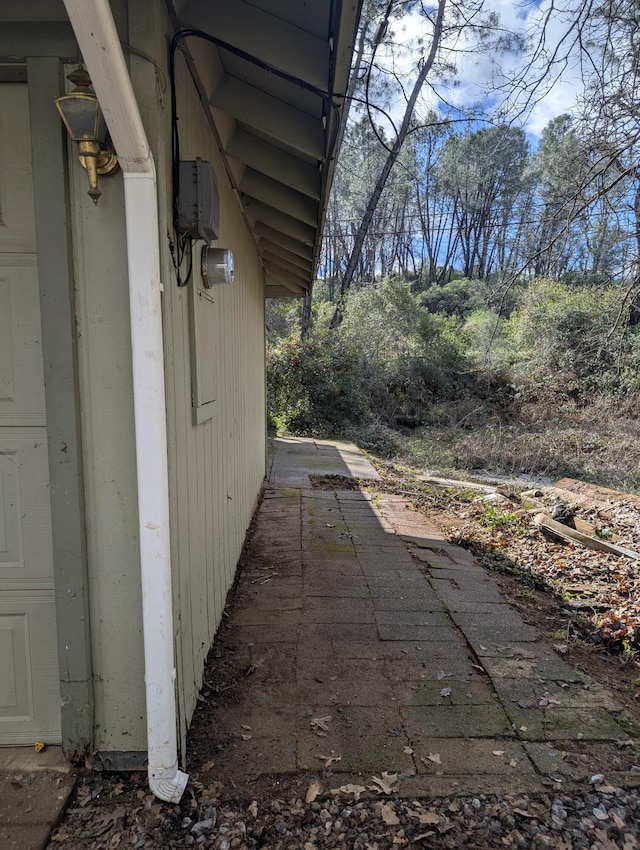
62,0,188,804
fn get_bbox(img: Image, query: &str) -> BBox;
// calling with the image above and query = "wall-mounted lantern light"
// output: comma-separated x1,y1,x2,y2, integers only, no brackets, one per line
55,67,119,204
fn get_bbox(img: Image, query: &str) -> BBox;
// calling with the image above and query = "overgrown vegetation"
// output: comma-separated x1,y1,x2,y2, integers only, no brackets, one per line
267,277,640,492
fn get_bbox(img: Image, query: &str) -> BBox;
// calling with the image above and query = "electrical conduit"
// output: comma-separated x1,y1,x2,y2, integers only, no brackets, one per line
62,0,188,803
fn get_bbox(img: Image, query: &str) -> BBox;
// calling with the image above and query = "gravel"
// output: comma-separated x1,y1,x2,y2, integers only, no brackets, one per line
49,777,640,849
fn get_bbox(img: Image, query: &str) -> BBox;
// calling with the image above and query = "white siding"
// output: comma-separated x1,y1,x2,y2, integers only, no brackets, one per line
130,0,266,752
162,52,267,750
70,0,266,757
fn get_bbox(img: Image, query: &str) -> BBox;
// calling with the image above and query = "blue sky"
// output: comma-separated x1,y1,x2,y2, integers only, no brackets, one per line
374,0,586,140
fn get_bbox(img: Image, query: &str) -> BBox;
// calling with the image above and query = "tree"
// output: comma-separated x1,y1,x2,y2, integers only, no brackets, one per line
330,0,449,327
437,125,530,280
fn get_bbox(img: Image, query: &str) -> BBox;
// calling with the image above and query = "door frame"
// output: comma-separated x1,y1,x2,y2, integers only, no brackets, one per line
23,59,94,761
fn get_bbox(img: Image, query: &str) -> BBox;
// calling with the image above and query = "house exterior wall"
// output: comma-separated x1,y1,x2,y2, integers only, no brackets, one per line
3,0,266,758
127,1,267,751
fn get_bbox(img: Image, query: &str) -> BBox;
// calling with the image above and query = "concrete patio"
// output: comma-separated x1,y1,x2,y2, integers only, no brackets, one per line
188,437,640,796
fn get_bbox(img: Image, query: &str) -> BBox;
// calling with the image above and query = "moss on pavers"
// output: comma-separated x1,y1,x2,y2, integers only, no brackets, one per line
429,576,505,606
524,740,640,781
306,538,355,553
299,623,379,643
477,650,586,682
451,618,541,646
412,738,534,776
398,677,495,706
303,547,359,562
303,577,371,598
297,659,398,708
402,703,514,739
296,706,413,774
493,678,625,714
370,591,445,612
303,597,375,624
375,610,451,627
507,707,630,741
378,624,462,642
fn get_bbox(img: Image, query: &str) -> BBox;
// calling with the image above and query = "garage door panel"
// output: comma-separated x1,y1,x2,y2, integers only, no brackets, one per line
0,257,46,425
0,85,36,253
0,595,60,743
0,82,60,745
0,434,55,584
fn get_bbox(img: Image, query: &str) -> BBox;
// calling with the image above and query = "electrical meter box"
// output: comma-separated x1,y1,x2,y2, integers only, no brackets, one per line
178,158,220,243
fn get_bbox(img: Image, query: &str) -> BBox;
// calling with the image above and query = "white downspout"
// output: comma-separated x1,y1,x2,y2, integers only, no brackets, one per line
62,0,188,804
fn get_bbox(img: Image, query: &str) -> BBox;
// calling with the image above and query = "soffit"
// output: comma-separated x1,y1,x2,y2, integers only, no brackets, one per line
170,0,362,297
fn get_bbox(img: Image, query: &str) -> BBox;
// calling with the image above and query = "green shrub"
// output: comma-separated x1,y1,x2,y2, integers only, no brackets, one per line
267,329,368,436
505,279,627,399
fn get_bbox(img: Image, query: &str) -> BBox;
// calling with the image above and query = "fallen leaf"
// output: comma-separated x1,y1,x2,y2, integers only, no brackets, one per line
317,752,342,767
509,759,518,768
594,829,620,850
414,831,436,840
201,760,215,772
310,715,332,732
448,800,460,812
306,780,322,803
241,724,252,730
330,783,366,800
611,811,626,829
439,687,452,697
422,752,441,765
34,742,45,752
403,746,414,755
437,670,453,680
369,771,399,795
492,750,505,756
593,804,609,821
248,800,258,818
419,812,440,825
241,734,252,741
380,803,400,825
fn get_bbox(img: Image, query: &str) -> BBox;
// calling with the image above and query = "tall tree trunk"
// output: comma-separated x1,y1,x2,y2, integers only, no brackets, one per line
330,0,447,328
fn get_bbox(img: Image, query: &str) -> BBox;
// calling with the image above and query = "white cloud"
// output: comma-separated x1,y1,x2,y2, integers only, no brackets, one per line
366,0,587,140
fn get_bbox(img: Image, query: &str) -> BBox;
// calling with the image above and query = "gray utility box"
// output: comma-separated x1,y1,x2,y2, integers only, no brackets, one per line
178,158,220,243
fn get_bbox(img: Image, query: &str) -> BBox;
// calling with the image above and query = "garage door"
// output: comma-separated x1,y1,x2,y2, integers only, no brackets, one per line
0,84,61,745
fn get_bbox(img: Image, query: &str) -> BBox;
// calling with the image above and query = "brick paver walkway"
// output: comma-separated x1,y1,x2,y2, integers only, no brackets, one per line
193,438,640,796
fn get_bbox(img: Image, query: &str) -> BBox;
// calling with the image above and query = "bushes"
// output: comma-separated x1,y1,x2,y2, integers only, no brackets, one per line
267,329,368,436
267,280,476,433
505,279,629,398
267,276,640,439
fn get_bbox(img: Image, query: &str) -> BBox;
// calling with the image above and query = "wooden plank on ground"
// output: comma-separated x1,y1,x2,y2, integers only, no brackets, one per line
533,513,640,561
555,478,640,507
